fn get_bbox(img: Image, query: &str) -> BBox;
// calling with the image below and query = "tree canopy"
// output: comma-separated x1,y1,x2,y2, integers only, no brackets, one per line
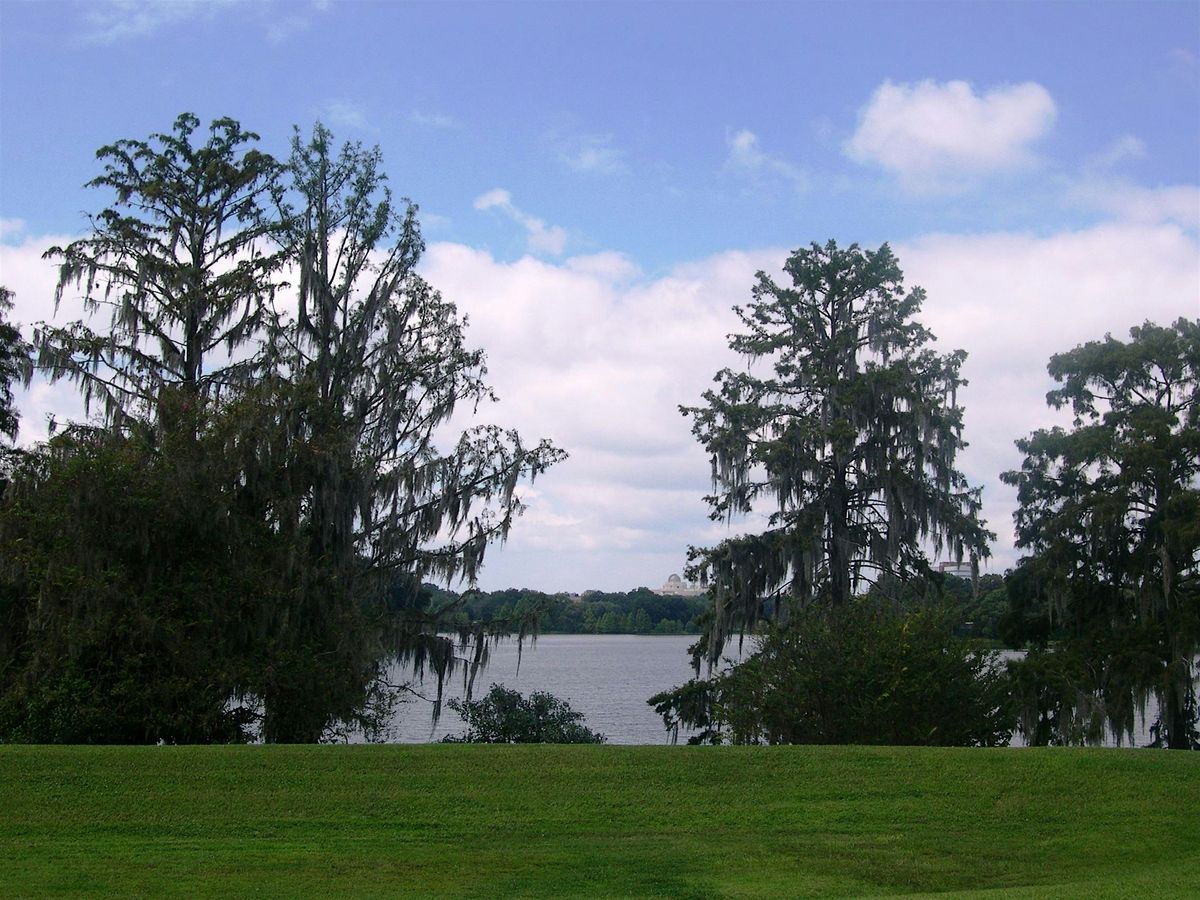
683,240,992,666
38,114,285,423
1003,319,1199,749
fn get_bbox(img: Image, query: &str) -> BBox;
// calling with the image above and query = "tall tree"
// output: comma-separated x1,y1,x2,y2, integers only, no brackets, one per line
1003,319,1200,749
683,240,991,666
243,125,564,740
38,113,284,423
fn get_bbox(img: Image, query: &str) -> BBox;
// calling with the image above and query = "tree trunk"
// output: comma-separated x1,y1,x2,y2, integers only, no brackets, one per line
829,463,852,606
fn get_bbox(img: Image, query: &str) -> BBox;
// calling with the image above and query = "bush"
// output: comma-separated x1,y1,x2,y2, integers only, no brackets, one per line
442,684,605,744
650,599,1014,746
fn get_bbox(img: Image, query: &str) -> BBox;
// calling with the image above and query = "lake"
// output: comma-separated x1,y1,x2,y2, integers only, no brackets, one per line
379,634,1175,746
383,634,716,744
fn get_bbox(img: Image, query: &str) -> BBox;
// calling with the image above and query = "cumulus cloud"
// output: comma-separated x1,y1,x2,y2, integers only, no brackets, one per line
418,241,766,588
726,129,807,192
473,189,568,256
0,232,90,442
846,79,1057,190
564,252,640,283
422,224,1198,588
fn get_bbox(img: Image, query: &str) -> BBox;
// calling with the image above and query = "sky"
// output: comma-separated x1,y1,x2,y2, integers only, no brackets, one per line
1,0,1198,592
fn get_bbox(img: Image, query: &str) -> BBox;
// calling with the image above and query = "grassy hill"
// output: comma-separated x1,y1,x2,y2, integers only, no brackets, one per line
2,744,1197,897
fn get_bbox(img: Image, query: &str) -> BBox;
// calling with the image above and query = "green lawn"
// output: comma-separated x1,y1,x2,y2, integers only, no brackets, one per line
2,745,1197,898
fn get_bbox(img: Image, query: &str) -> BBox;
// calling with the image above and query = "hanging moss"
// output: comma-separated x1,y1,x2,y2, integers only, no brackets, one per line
682,240,992,670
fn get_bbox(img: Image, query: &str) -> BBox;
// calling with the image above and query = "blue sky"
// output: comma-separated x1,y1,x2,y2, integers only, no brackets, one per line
1,1,1198,591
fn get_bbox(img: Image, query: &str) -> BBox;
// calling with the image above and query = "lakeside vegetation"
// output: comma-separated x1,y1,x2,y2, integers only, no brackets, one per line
3,744,1197,897
421,574,1012,640
422,584,709,635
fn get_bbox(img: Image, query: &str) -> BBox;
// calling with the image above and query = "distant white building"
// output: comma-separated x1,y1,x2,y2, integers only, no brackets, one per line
936,561,975,578
655,573,706,597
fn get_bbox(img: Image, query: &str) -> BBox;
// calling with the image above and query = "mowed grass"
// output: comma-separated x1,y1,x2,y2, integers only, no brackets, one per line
2,745,1198,898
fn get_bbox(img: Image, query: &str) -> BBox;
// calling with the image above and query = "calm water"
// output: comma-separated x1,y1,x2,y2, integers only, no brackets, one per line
383,634,720,744
378,635,1179,746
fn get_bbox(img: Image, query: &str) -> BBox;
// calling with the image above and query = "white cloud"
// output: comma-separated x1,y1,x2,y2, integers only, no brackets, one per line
560,135,625,175
410,111,457,129
76,0,244,44
726,130,807,191
473,189,568,256
422,224,1198,588
846,79,1057,190
1069,180,1200,231
899,222,1200,570
0,218,26,241
419,241,765,588
564,252,640,283
320,100,370,131
1086,135,1147,170
0,232,91,443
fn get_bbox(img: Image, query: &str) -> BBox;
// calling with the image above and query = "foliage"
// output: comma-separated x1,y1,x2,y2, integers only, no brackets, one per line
650,599,1012,746
232,123,564,740
441,683,604,744
1002,319,1200,749
430,585,708,634
38,113,284,423
655,240,998,748
864,570,1009,642
0,287,32,447
0,410,268,743
4,115,563,743
682,240,992,668
5,745,1199,897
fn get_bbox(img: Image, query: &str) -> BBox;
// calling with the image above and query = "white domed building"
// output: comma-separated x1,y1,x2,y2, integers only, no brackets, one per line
655,573,706,597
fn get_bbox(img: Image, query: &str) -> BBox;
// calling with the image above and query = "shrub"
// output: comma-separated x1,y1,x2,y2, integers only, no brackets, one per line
651,599,1013,746
442,684,605,744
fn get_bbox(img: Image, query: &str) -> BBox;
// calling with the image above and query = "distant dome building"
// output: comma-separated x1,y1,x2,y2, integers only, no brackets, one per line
655,573,706,597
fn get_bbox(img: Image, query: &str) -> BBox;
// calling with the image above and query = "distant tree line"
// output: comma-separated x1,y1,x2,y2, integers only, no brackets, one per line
415,585,708,635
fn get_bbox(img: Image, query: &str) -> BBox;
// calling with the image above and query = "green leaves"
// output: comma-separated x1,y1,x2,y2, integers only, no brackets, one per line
443,684,605,744
651,599,1013,746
